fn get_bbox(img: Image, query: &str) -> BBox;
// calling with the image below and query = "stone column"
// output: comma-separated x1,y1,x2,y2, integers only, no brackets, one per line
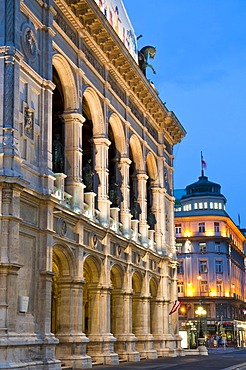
118,157,132,237
151,187,163,251
113,290,140,362
55,277,92,369
137,173,149,246
87,284,118,365
93,137,111,227
63,112,85,213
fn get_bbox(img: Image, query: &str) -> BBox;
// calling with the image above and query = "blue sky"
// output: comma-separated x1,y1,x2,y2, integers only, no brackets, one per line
123,0,246,226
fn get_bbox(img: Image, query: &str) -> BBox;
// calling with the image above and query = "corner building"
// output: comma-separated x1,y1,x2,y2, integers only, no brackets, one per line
0,0,186,369
175,173,246,348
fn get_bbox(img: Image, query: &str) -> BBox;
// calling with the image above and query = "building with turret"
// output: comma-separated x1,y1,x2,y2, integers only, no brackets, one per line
174,172,246,348
0,0,186,368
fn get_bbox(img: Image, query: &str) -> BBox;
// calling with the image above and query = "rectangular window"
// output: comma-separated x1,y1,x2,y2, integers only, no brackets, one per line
178,281,184,293
175,224,182,234
194,202,198,209
214,202,218,209
219,203,222,210
177,261,184,274
199,222,205,233
216,281,222,296
215,260,223,273
201,280,208,292
210,202,214,209
176,242,183,253
199,202,203,209
199,242,206,252
214,222,220,232
215,242,221,252
199,260,208,273
204,202,208,209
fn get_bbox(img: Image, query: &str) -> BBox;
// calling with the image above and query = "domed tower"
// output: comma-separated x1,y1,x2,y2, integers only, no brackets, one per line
174,173,246,349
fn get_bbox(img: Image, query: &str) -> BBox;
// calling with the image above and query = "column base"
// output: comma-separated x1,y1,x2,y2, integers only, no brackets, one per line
114,334,140,362
55,334,92,369
135,334,157,359
87,334,119,365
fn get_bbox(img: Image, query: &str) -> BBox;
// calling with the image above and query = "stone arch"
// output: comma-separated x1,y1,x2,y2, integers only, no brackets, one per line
51,244,77,339
52,53,78,110
82,86,105,136
108,112,127,156
146,152,158,182
129,134,144,172
110,263,125,336
82,254,102,336
149,276,159,336
132,271,144,337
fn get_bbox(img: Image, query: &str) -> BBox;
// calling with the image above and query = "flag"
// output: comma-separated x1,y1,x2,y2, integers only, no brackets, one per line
201,152,207,170
169,300,181,315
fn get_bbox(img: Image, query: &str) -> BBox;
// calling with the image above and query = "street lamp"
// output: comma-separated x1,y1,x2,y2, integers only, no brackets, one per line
195,305,207,340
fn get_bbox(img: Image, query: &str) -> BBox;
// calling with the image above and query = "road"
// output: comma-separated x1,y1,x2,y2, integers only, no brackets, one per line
94,348,246,370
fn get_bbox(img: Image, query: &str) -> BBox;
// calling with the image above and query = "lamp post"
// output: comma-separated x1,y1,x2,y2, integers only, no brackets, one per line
195,305,207,342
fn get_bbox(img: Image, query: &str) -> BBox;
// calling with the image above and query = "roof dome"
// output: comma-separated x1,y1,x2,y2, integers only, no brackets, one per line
182,175,224,199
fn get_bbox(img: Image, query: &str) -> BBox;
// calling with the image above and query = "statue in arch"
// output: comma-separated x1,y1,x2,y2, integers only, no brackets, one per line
83,159,94,192
138,46,156,76
52,133,64,173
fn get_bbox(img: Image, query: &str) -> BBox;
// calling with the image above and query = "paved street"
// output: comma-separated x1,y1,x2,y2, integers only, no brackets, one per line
94,348,246,370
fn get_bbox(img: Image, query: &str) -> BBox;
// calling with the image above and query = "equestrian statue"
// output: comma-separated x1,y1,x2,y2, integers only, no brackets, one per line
138,46,156,76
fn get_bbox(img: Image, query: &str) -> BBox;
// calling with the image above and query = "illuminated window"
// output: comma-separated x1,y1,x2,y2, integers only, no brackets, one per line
219,203,222,210
214,222,220,232
199,202,203,209
176,242,183,253
201,280,208,292
198,222,205,233
210,202,213,209
175,224,182,234
177,261,184,274
216,281,223,296
215,260,223,273
204,202,208,209
194,202,198,209
183,204,191,211
199,242,206,252
215,242,221,253
199,260,208,273
214,202,218,209
175,206,181,212
178,281,184,293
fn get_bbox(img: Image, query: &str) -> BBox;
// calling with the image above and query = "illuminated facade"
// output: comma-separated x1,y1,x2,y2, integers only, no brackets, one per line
0,0,186,369
175,173,246,348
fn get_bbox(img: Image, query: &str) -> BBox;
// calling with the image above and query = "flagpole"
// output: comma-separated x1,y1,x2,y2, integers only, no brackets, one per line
201,151,204,177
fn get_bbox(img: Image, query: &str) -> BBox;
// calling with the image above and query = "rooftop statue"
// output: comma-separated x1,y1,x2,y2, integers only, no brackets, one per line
138,46,156,76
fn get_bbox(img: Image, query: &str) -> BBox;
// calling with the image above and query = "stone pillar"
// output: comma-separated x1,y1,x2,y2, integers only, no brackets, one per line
134,296,157,359
63,112,85,213
137,173,149,246
113,290,140,362
118,157,131,237
87,284,118,365
55,277,92,369
93,137,111,227
151,187,163,251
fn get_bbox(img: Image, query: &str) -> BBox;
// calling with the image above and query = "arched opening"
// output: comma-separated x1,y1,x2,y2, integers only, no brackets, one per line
108,125,123,208
52,66,65,174
149,277,158,334
146,153,158,230
83,255,101,336
132,272,143,336
110,264,124,335
82,98,95,194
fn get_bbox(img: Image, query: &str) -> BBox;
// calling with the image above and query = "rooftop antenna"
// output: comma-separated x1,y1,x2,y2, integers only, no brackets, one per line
201,151,207,177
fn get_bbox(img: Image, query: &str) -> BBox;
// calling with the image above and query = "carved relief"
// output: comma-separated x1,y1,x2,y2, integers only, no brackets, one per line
57,217,67,237
24,107,34,137
22,25,38,61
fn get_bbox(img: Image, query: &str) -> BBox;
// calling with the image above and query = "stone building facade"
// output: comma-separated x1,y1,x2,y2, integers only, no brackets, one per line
0,0,186,368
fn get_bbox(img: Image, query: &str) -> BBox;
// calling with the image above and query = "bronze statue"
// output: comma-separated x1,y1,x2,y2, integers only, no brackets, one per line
52,134,64,173
138,46,156,76
83,159,94,192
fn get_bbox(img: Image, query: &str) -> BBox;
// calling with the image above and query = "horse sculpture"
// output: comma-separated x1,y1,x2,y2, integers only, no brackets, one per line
138,46,156,76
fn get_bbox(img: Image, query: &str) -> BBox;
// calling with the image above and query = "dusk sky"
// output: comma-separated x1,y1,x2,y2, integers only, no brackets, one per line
123,0,246,227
